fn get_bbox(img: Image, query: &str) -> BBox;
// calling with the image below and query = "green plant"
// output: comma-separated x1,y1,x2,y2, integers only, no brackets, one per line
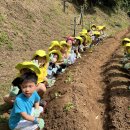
54,92,61,99
0,13,5,23
63,102,74,112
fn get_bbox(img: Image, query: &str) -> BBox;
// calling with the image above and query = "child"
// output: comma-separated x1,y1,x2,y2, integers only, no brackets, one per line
91,31,101,45
55,41,71,73
79,32,88,52
3,61,40,105
121,43,130,65
91,24,97,31
121,38,130,55
9,71,44,130
32,50,49,95
72,36,83,58
47,50,62,79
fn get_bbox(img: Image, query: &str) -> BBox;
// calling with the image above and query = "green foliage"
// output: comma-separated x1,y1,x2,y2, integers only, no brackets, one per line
71,0,130,12
0,31,13,49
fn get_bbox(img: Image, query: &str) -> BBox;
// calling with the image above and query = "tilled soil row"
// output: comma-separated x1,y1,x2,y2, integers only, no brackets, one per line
43,29,129,130
102,47,130,130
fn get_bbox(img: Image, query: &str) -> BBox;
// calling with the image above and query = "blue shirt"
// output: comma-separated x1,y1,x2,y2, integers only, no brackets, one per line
9,91,40,130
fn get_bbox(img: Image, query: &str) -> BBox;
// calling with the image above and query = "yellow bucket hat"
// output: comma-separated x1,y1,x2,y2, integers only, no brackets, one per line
122,38,130,46
75,36,83,44
93,31,100,36
33,50,49,62
50,41,59,46
49,50,62,61
49,41,61,50
125,43,130,47
60,41,70,48
122,38,130,43
15,61,40,74
91,24,97,30
97,26,106,31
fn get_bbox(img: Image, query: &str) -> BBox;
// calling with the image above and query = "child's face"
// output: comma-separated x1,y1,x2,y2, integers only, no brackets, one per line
62,45,68,52
53,46,61,51
67,40,73,46
52,54,58,63
20,68,31,75
35,56,47,66
20,80,36,97
73,39,79,46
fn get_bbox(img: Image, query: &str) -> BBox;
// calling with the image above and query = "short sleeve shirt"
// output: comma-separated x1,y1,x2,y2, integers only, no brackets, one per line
9,91,40,130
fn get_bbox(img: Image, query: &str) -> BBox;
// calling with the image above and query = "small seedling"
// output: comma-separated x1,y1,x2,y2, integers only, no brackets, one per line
54,92,61,99
63,102,74,112
65,71,73,83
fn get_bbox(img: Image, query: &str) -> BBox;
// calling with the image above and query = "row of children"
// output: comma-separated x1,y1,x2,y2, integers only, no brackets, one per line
6,24,106,130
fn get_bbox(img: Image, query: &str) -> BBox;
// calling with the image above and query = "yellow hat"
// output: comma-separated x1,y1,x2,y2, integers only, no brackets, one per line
60,41,70,48
97,26,106,31
122,38,130,43
15,61,40,74
80,33,87,38
75,36,83,44
93,31,100,36
33,50,49,62
49,50,62,61
50,41,59,46
122,38,130,46
125,43,130,47
49,41,61,50
91,24,97,29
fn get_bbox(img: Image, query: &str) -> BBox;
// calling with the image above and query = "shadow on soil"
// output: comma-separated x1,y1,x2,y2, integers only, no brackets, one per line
100,51,130,130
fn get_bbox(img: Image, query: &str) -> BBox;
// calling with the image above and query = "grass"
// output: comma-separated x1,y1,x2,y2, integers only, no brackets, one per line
0,13,5,23
0,31,13,49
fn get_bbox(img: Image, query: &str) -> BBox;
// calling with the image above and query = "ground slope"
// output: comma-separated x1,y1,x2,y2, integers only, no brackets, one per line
43,29,129,130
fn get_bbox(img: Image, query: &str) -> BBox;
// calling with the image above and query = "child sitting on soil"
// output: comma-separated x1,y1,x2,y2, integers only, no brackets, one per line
121,43,130,65
9,71,45,130
32,50,49,96
72,36,83,58
3,61,40,105
47,50,62,79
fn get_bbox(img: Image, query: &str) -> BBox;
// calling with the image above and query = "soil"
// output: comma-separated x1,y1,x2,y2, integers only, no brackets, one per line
41,28,130,130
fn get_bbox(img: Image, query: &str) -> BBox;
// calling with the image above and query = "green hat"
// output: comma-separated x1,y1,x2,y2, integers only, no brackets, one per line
15,61,40,74
49,50,62,61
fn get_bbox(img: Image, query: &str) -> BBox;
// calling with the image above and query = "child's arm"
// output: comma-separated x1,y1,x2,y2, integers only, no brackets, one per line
20,112,36,122
34,101,40,109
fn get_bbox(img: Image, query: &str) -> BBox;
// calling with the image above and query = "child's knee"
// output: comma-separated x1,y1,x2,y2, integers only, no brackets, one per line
37,83,46,93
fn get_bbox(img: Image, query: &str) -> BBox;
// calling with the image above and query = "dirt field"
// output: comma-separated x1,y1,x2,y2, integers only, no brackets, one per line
40,28,130,130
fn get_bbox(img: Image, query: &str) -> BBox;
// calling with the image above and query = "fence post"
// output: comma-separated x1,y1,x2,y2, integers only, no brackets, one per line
81,6,84,29
74,17,76,37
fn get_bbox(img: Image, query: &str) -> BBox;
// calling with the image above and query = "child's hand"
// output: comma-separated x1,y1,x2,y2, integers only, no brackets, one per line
38,118,45,130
